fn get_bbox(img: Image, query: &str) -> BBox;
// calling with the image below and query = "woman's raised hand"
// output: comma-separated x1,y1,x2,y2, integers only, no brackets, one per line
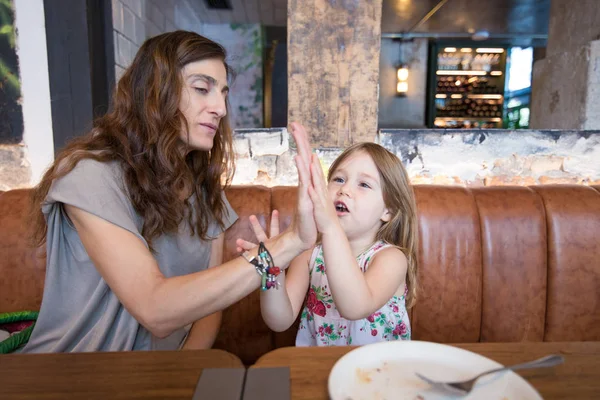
289,122,317,251
236,210,280,253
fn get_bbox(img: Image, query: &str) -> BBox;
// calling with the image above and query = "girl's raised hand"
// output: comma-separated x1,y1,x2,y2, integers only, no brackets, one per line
307,153,338,234
236,210,280,253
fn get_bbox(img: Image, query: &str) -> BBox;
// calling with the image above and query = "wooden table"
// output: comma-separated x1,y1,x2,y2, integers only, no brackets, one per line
0,349,243,399
251,342,600,399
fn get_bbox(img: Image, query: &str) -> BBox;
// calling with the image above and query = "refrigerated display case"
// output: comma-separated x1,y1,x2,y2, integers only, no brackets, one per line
426,42,508,129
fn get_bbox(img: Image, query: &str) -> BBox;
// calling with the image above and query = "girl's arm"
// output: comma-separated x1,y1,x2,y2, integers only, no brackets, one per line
237,212,311,333
320,225,407,320
307,154,408,320
181,311,222,350
260,248,311,332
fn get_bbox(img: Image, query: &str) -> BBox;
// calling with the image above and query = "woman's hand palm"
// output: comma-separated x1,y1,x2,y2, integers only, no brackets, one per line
290,123,317,249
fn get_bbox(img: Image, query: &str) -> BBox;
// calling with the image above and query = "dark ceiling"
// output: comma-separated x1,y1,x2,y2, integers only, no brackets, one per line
382,0,550,34
199,0,551,45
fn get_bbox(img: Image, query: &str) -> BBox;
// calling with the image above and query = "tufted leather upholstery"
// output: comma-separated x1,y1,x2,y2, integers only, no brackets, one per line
1,185,599,364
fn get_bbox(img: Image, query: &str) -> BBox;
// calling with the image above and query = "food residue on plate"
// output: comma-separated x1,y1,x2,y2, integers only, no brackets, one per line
355,361,391,384
355,368,373,383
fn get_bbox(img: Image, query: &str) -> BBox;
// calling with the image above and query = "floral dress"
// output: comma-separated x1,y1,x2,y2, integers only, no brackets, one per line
295,240,411,347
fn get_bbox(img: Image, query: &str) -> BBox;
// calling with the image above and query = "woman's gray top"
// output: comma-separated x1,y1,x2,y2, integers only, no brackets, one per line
21,159,238,352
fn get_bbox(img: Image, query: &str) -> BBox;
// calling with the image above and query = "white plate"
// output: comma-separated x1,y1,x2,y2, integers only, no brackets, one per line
328,341,542,400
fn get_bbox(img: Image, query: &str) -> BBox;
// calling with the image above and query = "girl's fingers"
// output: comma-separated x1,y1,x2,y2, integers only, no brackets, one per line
270,210,280,237
310,154,327,191
307,184,320,205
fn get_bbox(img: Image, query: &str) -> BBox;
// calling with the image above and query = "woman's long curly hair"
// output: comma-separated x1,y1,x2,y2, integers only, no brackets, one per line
30,31,235,252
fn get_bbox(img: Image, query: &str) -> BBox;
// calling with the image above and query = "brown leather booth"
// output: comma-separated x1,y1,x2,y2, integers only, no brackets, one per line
1,185,599,365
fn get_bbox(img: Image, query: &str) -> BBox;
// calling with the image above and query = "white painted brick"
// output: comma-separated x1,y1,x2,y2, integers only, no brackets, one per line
112,0,124,34
246,129,289,157
231,158,258,184
122,5,136,42
117,33,135,67
147,3,166,31
114,31,125,67
133,15,146,44
121,0,143,18
160,1,176,25
115,65,126,81
233,137,250,158
165,18,177,33
144,20,161,38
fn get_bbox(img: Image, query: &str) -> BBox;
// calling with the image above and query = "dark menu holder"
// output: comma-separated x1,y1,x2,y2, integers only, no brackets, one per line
242,367,291,400
192,368,246,400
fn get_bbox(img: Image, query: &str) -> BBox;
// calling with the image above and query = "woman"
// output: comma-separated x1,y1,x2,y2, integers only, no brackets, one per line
22,31,317,352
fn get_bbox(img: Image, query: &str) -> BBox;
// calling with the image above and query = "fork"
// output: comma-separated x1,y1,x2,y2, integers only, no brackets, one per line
415,354,564,396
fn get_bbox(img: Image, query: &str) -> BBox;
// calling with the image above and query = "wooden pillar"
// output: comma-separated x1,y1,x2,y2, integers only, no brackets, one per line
287,0,382,147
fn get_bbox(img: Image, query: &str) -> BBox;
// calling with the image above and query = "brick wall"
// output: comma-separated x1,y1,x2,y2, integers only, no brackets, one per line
231,128,600,187
111,0,205,81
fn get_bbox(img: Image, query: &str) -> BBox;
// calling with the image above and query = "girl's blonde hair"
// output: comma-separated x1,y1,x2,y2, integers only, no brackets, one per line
327,142,419,308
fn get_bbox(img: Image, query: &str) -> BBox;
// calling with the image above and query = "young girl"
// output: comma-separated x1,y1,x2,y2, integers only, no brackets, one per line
240,142,418,346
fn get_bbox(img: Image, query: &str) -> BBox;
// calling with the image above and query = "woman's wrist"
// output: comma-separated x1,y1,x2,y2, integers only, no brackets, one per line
271,230,306,264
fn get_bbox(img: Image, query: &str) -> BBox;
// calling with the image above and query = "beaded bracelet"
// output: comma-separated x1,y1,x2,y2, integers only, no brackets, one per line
242,242,281,291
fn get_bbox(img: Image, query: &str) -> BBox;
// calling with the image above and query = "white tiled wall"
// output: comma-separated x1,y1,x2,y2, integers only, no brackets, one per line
111,0,204,80
110,1,264,130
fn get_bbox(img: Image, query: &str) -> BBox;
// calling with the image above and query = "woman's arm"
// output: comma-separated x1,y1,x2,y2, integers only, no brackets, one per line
67,205,305,338
181,233,225,350
65,122,316,339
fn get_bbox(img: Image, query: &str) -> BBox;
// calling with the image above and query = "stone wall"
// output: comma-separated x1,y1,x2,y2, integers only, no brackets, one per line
4,127,600,190
231,128,600,187
0,144,29,191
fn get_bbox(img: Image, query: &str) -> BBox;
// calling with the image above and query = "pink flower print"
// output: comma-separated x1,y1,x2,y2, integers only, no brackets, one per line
392,305,399,313
306,287,327,317
313,301,326,317
318,326,325,336
399,321,408,335
306,288,317,309
325,325,333,335
371,329,378,336
367,312,381,323
392,322,408,338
